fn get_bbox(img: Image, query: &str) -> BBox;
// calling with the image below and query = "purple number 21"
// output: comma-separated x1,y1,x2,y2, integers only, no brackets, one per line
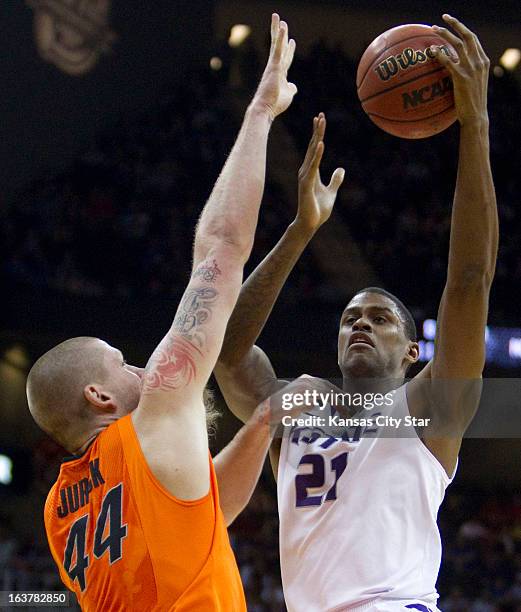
295,452,348,507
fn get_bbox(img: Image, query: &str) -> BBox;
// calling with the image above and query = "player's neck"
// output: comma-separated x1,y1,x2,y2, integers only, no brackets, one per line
341,376,402,396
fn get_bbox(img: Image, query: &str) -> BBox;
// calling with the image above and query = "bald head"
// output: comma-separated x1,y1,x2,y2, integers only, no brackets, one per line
27,337,111,452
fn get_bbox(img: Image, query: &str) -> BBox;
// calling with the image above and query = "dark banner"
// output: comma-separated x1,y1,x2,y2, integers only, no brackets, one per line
1,0,213,201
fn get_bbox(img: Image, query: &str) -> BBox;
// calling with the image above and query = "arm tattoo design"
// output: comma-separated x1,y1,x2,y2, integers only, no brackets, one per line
143,285,218,393
173,287,218,346
193,259,222,283
143,336,202,393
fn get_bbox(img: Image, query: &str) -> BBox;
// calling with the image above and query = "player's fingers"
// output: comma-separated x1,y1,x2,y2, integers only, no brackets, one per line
430,45,459,75
273,21,287,63
442,14,472,38
270,13,280,56
327,168,346,193
474,35,489,64
442,14,478,54
284,38,296,72
316,113,326,141
310,141,325,175
431,26,466,65
443,16,488,65
476,42,490,66
299,117,319,175
309,115,322,151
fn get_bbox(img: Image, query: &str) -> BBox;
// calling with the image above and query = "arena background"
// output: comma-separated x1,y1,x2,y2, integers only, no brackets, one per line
1,0,521,609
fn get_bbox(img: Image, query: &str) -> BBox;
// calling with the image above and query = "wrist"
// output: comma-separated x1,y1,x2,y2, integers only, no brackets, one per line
290,217,320,241
252,402,276,440
247,100,275,124
459,114,489,131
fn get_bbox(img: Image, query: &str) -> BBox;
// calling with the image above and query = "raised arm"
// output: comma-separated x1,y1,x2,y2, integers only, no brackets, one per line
214,401,272,526
410,15,497,475
215,114,345,423
132,14,297,501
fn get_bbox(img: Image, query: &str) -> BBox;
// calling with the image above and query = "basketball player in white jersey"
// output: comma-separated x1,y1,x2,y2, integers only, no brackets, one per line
215,16,496,611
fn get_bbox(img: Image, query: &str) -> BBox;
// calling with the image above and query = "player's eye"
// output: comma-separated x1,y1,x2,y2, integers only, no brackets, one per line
374,316,386,323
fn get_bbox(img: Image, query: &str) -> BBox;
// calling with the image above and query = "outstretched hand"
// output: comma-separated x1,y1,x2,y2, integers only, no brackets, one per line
296,113,345,231
431,15,490,126
252,14,298,120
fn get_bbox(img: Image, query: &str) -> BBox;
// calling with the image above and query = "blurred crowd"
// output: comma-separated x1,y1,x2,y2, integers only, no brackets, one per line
2,436,521,611
2,40,520,323
0,63,320,305
2,35,521,611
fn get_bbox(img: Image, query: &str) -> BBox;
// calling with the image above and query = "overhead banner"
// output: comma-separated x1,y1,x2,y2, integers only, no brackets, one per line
26,0,117,76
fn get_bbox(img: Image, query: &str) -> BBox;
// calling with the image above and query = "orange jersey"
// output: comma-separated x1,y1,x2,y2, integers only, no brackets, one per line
44,414,246,611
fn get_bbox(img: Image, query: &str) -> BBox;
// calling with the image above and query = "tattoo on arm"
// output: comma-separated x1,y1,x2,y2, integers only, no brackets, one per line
143,271,219,394
193,259,222,283
143,336,202,393
173,287,218,346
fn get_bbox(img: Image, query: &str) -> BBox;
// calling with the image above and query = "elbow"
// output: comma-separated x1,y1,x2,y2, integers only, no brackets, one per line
215,357,234,375
195,224,253,265
446,265,495,294
217,345,262,375
224,509,239,528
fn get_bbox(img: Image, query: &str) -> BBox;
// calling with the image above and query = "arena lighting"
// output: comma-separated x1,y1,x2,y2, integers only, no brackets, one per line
228,24,251,48
509,338,521,359
3,344,29,369
419,320,521,367
210,56,223,71
499,48,521,71
0,454,13,485
493,66,505,77
418,340,435,361
423,319,436,340
421,320,490,343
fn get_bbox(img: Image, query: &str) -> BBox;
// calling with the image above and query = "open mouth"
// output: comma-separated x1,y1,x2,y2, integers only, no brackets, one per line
348,333,374,348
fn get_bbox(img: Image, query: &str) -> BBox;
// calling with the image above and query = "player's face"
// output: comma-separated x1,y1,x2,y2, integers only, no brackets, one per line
100,343,144,415
337,293,413,379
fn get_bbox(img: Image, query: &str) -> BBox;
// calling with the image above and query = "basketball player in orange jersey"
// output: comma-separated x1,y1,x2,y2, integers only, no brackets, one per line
216,16,497,611
26,14,298,611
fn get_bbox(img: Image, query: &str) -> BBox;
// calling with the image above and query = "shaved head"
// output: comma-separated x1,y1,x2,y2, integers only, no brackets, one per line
27,337,113,452
27,337,216,452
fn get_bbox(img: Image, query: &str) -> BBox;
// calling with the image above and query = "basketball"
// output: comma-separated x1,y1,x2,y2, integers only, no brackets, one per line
356,24,457,139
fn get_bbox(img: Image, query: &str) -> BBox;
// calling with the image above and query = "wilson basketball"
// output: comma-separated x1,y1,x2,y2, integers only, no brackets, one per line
356,24,457,139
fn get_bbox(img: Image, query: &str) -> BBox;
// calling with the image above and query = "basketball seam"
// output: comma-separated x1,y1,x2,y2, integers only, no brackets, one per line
359,65,447,105
368,106,455,123
357,31,439,91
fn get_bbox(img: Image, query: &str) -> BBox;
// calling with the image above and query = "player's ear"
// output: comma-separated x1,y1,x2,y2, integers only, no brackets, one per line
405,341,420,365
84,384,118,412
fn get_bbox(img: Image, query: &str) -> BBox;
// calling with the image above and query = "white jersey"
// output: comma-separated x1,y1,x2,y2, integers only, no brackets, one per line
277,383,455,611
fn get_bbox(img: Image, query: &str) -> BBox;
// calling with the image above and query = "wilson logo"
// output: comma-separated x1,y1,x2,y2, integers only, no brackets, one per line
375,45,452,81
402,76,453,109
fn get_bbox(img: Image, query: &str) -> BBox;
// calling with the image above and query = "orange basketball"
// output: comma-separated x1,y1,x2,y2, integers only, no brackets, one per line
356,24,457,139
